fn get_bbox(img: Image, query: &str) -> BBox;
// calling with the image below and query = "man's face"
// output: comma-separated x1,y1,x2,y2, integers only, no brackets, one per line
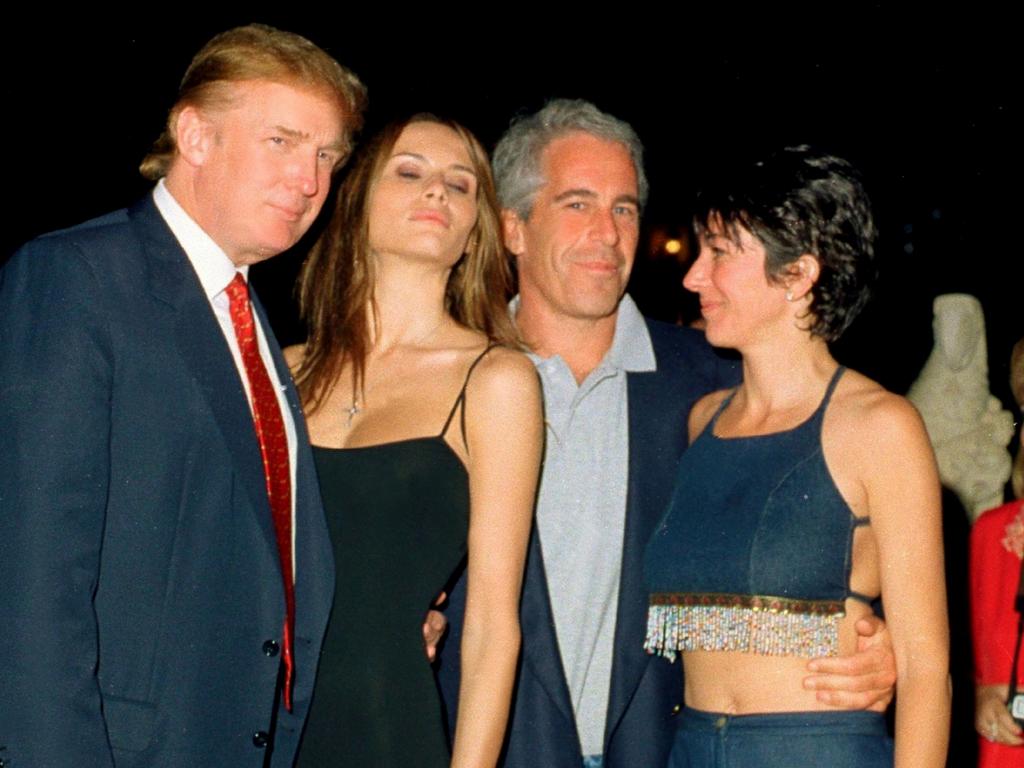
189,80,348,266
506,132,640,325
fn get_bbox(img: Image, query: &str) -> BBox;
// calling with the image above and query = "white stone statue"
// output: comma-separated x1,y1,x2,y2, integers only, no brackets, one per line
907,294,1015,520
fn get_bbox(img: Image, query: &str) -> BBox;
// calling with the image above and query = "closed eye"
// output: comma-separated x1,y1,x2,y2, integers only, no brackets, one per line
445,178,472,194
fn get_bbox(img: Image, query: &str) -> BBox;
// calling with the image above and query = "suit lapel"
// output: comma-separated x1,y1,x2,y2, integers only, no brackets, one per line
604,328,690,749
520,527,578,731
129,198,278,556
603,368,659,745
254,292,335,637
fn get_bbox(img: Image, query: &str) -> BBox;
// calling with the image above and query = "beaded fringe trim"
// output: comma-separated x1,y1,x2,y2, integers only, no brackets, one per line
644,593,844,661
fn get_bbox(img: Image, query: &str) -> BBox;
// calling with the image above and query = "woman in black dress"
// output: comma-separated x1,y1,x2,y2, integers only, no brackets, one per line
288,115,542,766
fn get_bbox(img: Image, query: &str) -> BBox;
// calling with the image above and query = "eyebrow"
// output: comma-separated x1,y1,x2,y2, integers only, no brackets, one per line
273,124,346,152
553,188,641,208
273,124,308,140
392,152,477,176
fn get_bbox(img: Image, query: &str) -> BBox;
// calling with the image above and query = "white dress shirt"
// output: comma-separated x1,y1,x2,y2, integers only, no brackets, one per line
152,179,298,566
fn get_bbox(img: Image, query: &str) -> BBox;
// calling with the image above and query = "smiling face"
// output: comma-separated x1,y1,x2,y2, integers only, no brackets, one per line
506,132,640,327
183,79,348,266
366,121,479,269
684,218,791,349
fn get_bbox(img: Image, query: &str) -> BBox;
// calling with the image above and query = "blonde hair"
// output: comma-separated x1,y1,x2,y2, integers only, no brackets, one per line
140,24,366,180
294,115,519,413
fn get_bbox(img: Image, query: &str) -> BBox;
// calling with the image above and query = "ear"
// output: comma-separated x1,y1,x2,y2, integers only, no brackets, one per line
173,105,216,168
502,209,527,257
784,254,820,302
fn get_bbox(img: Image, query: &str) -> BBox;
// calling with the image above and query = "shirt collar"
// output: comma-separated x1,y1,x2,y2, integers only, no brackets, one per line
152,179,247,298
509,293,656,374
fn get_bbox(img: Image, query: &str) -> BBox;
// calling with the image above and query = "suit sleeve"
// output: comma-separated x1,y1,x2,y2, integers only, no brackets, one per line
0,239,117,766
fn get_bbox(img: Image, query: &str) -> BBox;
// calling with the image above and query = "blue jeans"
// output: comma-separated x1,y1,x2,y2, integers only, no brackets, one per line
668,708,892,767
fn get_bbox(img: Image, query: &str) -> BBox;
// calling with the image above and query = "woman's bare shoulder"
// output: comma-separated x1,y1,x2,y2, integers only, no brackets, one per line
833,369,924,431
460,345,543,464
829,368,932,457
465,345,539,401
689,388,734,438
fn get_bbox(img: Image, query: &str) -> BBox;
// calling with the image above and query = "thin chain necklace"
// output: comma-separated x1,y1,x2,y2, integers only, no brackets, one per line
344,317,448,428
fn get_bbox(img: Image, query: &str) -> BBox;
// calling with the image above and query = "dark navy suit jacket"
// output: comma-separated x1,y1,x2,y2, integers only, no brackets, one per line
0,197,334,767
440,318,738,767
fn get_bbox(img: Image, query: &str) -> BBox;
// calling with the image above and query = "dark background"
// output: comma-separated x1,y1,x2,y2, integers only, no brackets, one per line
5,12,1019,397
4,12,1018,763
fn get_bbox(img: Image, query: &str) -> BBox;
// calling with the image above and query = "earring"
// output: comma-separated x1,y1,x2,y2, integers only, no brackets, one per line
785,289,794,302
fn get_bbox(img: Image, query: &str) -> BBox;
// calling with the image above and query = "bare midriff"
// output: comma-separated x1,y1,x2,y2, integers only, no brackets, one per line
681,597,874,713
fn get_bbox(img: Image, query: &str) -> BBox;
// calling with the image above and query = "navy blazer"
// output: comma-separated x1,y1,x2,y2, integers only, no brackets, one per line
440,319,738,767
0,198,333,767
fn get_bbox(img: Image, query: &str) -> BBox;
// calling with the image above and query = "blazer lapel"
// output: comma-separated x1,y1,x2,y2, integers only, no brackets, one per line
520,527,578,731
254,291,335,637
604,349,689,747
129,198,278,556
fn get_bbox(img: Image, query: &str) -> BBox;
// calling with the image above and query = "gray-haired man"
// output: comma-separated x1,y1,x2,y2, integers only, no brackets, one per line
441,99,895,768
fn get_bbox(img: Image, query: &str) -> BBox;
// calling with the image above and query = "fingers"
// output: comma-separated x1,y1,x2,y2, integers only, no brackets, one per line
854,615,885,641
804,634,897,713
976,689,1024,746
803,646,895,711
979,712,1024,746
803,681,892,712
806,646,896,686
421,609,448,662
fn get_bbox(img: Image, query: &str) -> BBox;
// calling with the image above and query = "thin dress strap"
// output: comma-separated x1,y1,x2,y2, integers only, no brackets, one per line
821,365,847,407
808,365,847,429
704,387,740,435
439,344,500,447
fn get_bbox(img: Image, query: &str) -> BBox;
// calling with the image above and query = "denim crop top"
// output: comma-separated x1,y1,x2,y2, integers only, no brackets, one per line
643,367,873,659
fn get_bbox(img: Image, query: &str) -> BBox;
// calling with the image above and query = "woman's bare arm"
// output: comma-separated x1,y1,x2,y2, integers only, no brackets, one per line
854,393,950,767
451,348,543,768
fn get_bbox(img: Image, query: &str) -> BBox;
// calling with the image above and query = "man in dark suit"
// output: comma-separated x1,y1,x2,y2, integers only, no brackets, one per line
441,100,896,767
0,25,365,767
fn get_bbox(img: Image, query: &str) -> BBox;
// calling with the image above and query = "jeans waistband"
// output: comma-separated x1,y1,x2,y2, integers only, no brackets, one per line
680,707,888,736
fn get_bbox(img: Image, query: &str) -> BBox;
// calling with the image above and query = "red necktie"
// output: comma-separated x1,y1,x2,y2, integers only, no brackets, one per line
226,274,296,711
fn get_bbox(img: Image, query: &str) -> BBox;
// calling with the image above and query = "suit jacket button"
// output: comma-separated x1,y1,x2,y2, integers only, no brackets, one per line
262,639,280,657
253,730,270,748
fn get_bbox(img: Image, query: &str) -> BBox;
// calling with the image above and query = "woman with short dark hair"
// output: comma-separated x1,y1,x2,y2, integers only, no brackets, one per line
644,146,950,766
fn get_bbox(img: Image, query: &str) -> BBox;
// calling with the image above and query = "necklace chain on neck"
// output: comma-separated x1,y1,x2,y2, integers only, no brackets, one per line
344,317,448,428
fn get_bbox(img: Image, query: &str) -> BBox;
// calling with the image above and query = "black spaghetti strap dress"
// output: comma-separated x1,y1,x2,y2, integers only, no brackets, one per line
296,346,495,767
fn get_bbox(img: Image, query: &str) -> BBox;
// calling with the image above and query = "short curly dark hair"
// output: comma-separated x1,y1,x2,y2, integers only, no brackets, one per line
693,146,877,342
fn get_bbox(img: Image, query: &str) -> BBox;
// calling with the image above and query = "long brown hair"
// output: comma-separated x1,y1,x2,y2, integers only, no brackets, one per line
294,114,519,414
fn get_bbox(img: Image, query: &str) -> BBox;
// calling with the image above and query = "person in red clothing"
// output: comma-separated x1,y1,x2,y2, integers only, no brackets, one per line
971,338,1024,766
